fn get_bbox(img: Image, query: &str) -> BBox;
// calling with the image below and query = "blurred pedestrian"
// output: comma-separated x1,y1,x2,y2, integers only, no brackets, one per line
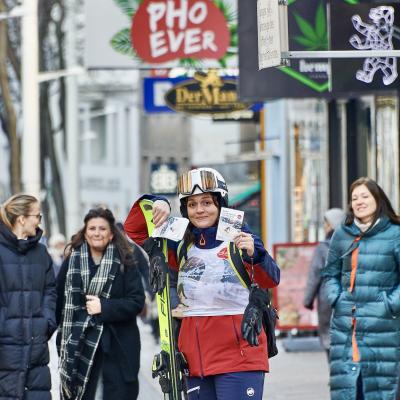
125,167,280,400
0,193,57,400
56,208,145,400
48,232,66,277
116,221,159,342
303,208,345,357
323,177,400,399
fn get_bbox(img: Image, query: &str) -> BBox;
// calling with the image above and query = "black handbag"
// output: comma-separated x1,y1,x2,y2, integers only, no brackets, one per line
229,242,279,358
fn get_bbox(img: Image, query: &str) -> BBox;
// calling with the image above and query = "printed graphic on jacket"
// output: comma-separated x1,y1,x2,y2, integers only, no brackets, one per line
177,243,249,316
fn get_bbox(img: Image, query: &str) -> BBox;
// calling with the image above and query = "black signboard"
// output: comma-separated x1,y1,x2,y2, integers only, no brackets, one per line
330,2,400,93
239,0,330,101
239,0,399,100
164,70,254,115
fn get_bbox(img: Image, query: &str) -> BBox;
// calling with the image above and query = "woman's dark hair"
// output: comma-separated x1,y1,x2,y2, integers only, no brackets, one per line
345,177,400,226
182,193,220,243
66,208,134,266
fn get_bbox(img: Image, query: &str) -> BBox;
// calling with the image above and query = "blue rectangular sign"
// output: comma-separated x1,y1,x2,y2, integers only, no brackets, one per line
143,76,262,113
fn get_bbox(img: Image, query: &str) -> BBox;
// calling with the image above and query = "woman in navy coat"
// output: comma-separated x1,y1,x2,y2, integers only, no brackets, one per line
0,194,56,400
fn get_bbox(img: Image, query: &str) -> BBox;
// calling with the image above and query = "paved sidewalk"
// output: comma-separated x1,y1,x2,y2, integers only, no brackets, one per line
138,321,163,400
264,341,329,400
50,322,330,400
137,321,330,400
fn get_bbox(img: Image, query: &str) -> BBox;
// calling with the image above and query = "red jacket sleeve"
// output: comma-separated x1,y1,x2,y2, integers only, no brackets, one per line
124,198,150,246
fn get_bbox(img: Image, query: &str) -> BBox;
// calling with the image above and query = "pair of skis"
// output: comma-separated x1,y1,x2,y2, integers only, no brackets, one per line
149,238,188,400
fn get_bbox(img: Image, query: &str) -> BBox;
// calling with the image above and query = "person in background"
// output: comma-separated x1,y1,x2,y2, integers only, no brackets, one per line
56,208,145,400
323,177,400,400
303,208,345,358
116,221,159,342
48,232,67,277
125,167,280,400
0,193,56,400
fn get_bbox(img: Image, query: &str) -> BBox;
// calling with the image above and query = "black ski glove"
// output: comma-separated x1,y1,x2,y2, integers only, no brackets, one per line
241,284,270,347
143,237,168,295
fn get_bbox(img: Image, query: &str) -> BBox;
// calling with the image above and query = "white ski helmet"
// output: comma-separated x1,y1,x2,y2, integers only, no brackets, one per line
177,168,229,216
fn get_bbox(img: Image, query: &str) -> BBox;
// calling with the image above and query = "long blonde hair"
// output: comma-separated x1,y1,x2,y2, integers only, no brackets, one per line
0,194,39,229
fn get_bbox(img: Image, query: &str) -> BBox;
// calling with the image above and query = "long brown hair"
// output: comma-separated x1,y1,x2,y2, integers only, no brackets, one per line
345,177,400,226
66,208,134,266
0,194,39,229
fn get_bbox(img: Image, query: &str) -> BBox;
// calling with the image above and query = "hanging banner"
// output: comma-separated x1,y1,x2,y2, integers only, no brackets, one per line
84,0,238,69
330,2,400,94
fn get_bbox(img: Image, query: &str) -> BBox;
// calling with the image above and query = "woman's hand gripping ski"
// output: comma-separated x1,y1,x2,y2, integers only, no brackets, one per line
152,200,170,228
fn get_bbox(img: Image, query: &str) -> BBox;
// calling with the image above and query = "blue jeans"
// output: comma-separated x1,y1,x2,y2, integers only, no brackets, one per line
187,371,265,400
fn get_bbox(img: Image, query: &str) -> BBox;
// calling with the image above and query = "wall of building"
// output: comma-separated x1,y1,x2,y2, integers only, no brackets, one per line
76,70,142,223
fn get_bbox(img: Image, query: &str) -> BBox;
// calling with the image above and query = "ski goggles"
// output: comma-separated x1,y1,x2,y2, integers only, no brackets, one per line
177,170,226,196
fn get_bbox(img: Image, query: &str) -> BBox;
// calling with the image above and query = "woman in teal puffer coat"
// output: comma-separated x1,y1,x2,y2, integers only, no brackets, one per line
323,177,400,400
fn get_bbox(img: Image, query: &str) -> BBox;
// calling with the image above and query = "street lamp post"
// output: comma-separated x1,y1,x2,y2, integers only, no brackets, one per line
65,0,81,237
22,0,40,197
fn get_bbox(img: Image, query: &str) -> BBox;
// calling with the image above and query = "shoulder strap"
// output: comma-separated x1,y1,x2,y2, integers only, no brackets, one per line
227,242,252,289
177,239,192,269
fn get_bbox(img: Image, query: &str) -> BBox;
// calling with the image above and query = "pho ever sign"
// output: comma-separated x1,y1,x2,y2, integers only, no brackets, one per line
111,0,238,68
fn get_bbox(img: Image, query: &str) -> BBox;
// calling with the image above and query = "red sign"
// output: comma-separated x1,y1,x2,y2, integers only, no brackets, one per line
273,242,319,331
131,0,230,63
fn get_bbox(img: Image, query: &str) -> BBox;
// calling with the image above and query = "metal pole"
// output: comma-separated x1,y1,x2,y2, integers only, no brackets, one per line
282,50,400,59
21,0,40,197
66,0,80,237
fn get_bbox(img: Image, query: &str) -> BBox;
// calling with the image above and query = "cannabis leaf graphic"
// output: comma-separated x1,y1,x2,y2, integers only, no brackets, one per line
292,1,328,50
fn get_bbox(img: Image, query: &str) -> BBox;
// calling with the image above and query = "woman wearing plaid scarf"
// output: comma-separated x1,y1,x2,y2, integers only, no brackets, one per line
56,208,145,400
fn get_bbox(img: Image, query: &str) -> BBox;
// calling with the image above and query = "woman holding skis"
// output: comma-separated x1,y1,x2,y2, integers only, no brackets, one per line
124,167,280,400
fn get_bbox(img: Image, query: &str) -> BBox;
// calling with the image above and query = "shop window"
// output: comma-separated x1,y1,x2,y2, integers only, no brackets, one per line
90,114,107,163
376,96,399,210
289,99,329,243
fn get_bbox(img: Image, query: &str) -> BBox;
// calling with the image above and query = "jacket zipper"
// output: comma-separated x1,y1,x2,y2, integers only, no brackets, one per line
195,321,205,377
232,316,244,356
